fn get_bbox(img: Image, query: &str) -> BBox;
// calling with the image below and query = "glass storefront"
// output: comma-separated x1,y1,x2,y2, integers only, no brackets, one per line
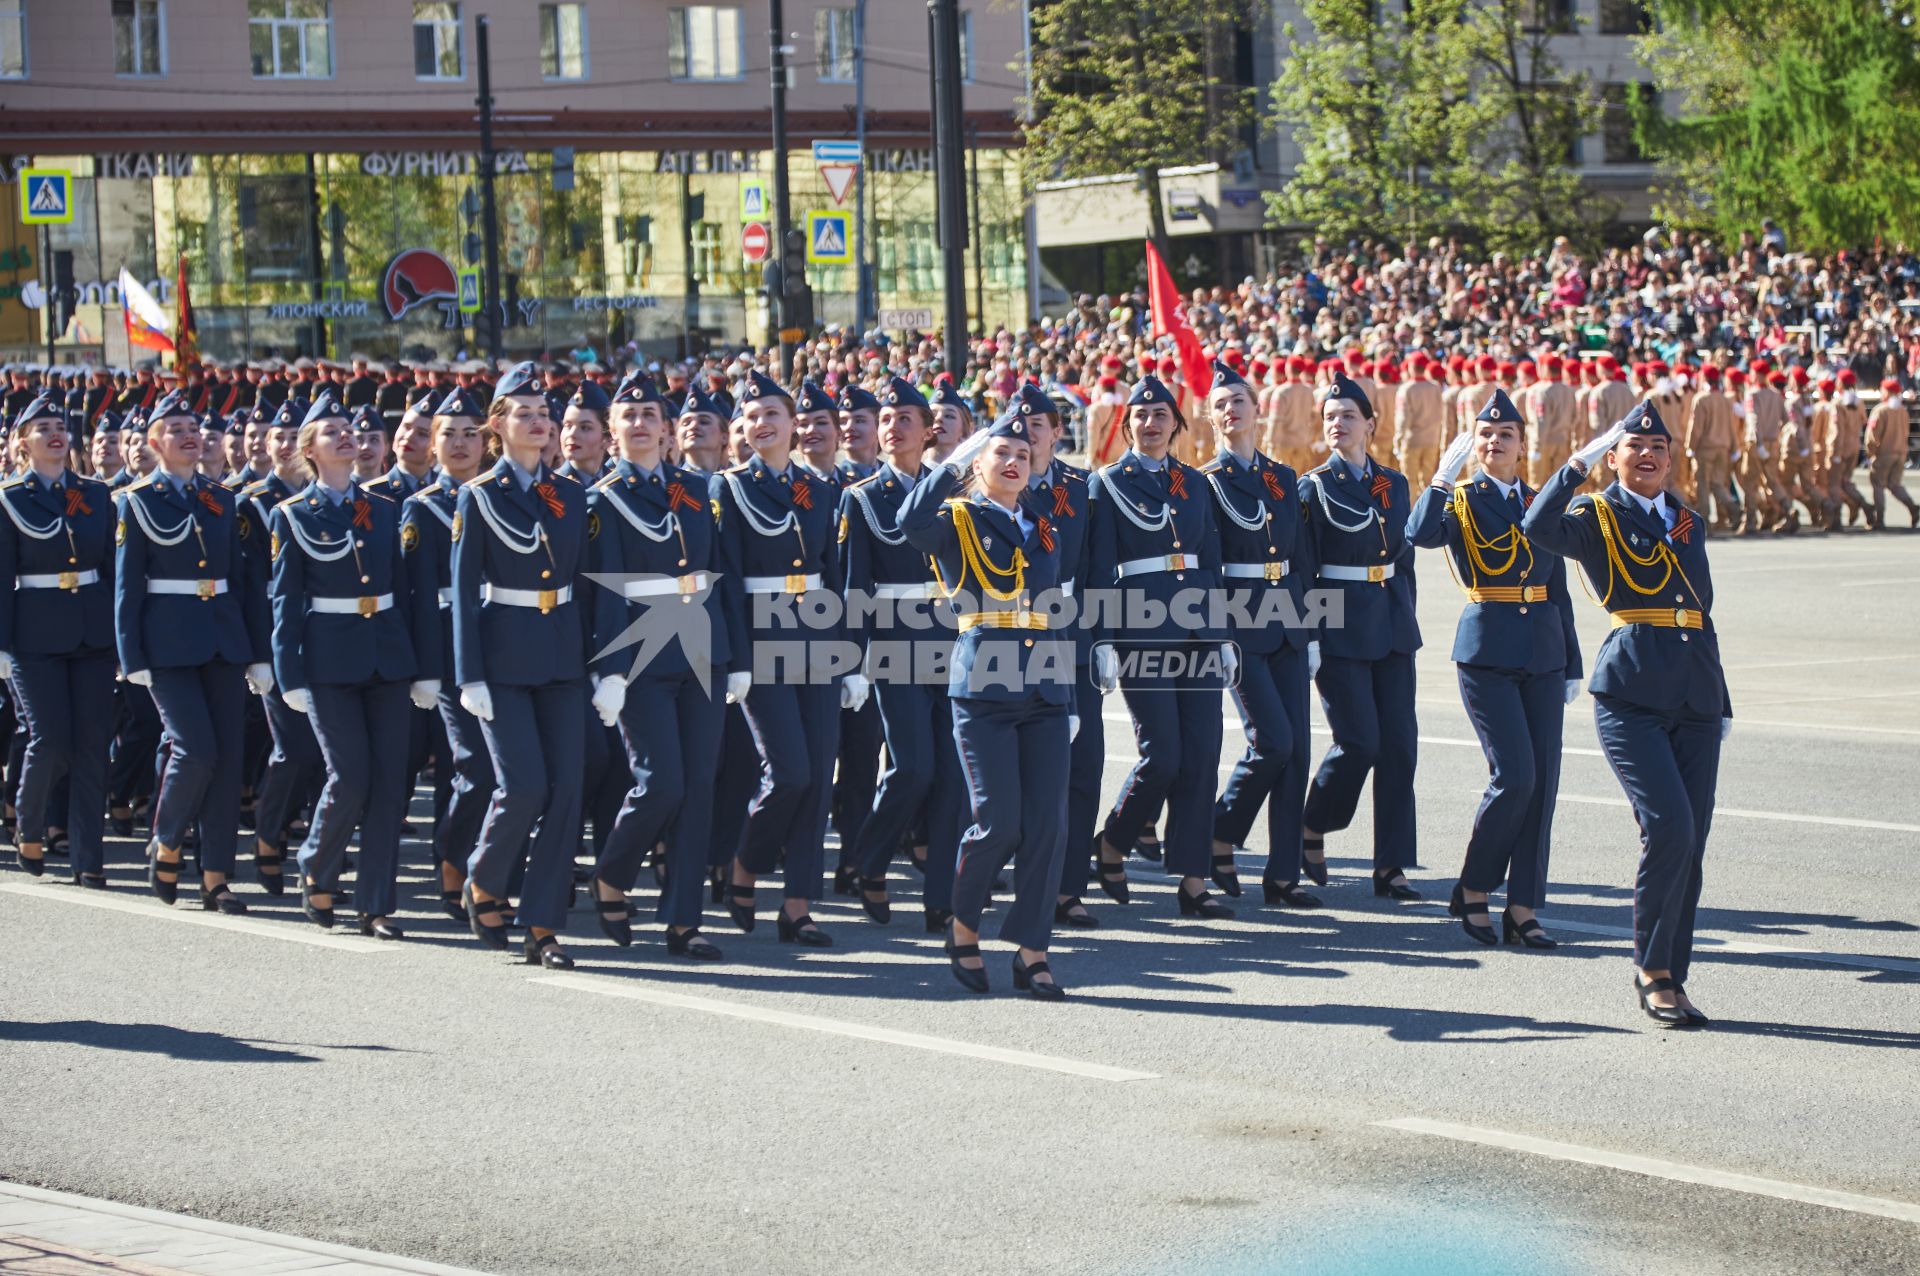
1,146,1029,364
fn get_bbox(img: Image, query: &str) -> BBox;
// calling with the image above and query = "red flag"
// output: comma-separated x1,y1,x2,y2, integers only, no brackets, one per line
173,253,199,370
1145,240,1211,400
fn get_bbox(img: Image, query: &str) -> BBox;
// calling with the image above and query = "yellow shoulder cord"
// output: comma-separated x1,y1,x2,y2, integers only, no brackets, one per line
1445,484,1534,595
948,500,1028,603
1588,499,1676,605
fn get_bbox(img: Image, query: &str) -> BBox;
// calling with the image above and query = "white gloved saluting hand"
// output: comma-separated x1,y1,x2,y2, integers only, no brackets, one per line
1430,433,1474,489
943,427,994,478
1572,422,1628,473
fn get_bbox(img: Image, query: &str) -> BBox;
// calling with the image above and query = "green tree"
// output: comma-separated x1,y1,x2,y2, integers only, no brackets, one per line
1022,0,1257,255
1633,1,1920,250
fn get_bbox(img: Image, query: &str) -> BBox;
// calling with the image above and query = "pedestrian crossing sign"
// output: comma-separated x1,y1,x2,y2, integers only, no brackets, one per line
806,211,852,265
21,169,74,224
740,181,767,222
458,268,482,314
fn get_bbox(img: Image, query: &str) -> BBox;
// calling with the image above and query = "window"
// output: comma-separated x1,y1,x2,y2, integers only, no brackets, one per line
0,6,24,79
815,6,855,83
668,6,742,81
249,1,332,79
1599,1,1652,35
1604,83,1656,164
539,3,587,80
113,1,165,77
960,9,973,83
1521,0,1575,33
412,2,461,79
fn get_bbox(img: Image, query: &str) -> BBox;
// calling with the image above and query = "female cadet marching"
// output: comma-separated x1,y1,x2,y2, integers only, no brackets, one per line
1298,370,1423,901
712,370,867,947
1524,403,1731,1027
583,369,744,961
268,393,417,939
116,388,274,913
1198,361,1320,909
1089,373,1236,921
400,385,491,922
1407,388,1582,948
0,391,116,886
901,406,1075,997
451,362,595,970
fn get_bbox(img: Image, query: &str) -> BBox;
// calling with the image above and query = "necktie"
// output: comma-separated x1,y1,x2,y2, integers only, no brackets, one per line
1507,488,1524,520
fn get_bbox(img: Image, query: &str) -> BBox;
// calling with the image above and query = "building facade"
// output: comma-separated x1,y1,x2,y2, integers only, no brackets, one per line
0,1,1027,364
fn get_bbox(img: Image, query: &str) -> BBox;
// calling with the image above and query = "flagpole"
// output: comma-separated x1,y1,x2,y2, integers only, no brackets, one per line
41,224,55,368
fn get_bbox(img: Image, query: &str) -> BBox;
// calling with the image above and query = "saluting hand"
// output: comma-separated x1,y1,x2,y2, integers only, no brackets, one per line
1431,433,1474,489
944,428,994,479
1572,422,1628,474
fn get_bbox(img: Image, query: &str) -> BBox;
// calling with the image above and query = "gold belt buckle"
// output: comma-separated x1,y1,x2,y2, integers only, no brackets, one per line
785,573,807,595
195,579,216,601
1673,607,1689,628
58,570,79,592
1366,565,1385,583
358,596,378,618
1264,562,1286,583
1165,554,1185,572
538,588,558,614
678,574,698,596
1523,586,1540,603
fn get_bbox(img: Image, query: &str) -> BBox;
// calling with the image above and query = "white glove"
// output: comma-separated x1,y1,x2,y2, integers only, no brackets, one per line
1093,645,1118,691
127,669,153,688
1758,445,1770,459
943,427,994,477
1528,446,1541,461
1219,643,1239,683
1685,448,1696,458
1730,449,1741,465
840,672,871,712
726,670,752,704
1721,718,1733,743
410,679,441,710
591,673,627,727
1573,422,1628,472
1307,640,1322,679
1431,433,1473,488
0,651,12,680
246,662,275,696
1069,713,1081,742
1564,678,1582,705
460,683,494,723
1732,402,1747,419
281,687,312,716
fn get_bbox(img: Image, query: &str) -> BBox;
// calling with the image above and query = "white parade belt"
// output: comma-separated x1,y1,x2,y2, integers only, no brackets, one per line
438,587,453,609
869,580,938,599
309,593,394,617
1321,563,1395,583
1115,554,1199,578
1221,560,1291,581
18,569,100,590
744,572,822,594
148,578,227,598
624,572,711,598
483,583,572,611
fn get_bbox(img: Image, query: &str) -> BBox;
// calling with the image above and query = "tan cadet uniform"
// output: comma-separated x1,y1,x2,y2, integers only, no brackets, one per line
1527,365,1578,487
1826,383,1869,526
1735,375,1790,532
1781,382,1823,523
1683,377,1738,529
1865,387,1917,528
1394,370,1444,485
1439,370,1462,449
1272,373,1318,474
1586,373,1636,494
1372,368,1399,471
1654,380,1690,500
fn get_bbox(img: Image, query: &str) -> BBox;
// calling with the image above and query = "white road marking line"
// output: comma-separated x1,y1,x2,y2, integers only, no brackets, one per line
1529,916,1920,976
1375,1118,1920,1225
0,882,397,952
1839,577,1920,588
1555,791,1920,834
532,973,1158,1082
1723,652,1919,671
1733,718,1920,738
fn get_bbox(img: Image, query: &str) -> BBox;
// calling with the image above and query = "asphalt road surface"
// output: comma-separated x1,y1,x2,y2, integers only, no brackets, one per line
4,523,1918,1276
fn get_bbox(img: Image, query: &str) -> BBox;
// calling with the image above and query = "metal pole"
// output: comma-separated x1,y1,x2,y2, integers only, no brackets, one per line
680,172,697,360
40,224,55,368
967,120,984,333
771,0,793,374
1020,0,1041,324
930,0,969,375
853,0,870,334
303,154,325,356
476,14,503,362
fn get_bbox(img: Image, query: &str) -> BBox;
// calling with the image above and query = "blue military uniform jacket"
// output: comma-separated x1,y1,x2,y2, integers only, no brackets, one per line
450,459,594,688
0,470,116,656
267,482,417,691
362,464,435,503
556,459,610,488
1522,465,1729,718
839,461,946,659
1034,458,1099,664
1088,449,1224,643
1200,448,1313,656
114,471,267,672
1297,452,1420,661
398,472,460,682
237,473,298,586
588,457,740,681
1407,470,1582,679
900,464,1074,708
709,455,844,646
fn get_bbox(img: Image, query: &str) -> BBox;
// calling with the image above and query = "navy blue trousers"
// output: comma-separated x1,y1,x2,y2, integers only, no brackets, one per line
832,696,883,867
1456,664,1566,909
738,680,839,902
1214,643,1311,885
107,682,161,808
709,704,758,871
1593,695,1722,984
298,680,411,918
471,680,586,932
255,688,321,846
1105,664,1224,880
11,651,116,876
1054,659,1107,901
1305,650,1418,870
433,689,495,874
952,696,1070,950
852,681,964,888
597,672,725,928
580,718,626,858
148,663,247,873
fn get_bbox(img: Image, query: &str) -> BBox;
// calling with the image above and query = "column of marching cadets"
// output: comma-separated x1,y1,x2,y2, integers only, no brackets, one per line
0,358,1730,1024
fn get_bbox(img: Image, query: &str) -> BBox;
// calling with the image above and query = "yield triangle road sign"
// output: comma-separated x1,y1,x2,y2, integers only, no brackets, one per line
820,163,858,206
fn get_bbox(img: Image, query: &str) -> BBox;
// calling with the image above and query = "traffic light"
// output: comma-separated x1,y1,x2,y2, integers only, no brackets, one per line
51,250,74,337
780,229,813,331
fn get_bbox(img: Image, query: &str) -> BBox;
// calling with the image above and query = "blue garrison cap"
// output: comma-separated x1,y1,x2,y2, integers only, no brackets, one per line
1323,369,1374,419
880,375,929,413
794,377,837,416
494,360,543,399
1617,398,1670,440
196,408,227,434
1127,373,1182,413
1475,387,1525,426
1011,380,1059,420
249,399,277,425
12,390,65,426
125,405,150,431
272,397,307,429
434,385,486,418
733,369,792,419
151,388,197,421
678,383,725,420
929,375,971,414
986,405,1032,442
302,392,349,428
611,368,670,408
569,379,611,415
94,410,124,435
1209,358,1248,390
349,404,387,434
837,381,880,414
407,383,440,408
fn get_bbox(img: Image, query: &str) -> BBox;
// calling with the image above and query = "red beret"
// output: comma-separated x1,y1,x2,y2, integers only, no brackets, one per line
1158,357,1178,374
1767,371,1788,389
1701,365,1722,381
1426,360,1446,381
1789,366,1810,386
1750,358,1772,376
1883,378,1903,393
1542,354,1564,372
1098,374,1118,389
1818,376,1836,393
1726,367,1746,384
1838,368,1858,385
1477,355,1498,373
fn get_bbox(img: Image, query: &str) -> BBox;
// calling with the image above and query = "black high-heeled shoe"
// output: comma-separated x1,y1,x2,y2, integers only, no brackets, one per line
1448,883,1496,946
1301,835,1329,887
858,877,891,924
254,840,286,897
1177,884,1235,920
946,926,988,993
588,877,631,947
440,887,469,924
47,833,69,858
201,883,249,915
358,915,404,941
726,881,756,933
1210,848,1243,897
1372,869,1422,900
924,906,953,933
666,927,724,961
1674,984,1711,1027
146,841,180,906
464,882,509,950
832,864,861,897
76,872,108,891
709,867,726,905
1054,897,1100,929
1012,955,1066,1000
302,881,335,929
1634,974,1694,1028
1501,908,1557,950
1262,878,1321,908
1094,838,1130,904
1133,833,1163,863
777,911,832,947
524,933,574,970
15,847,44,878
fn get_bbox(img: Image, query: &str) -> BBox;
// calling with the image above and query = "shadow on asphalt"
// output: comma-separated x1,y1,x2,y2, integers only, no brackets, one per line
0,1019,325,1063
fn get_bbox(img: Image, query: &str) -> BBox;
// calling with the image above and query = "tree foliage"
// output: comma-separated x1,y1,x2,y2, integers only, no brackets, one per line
1022,0,1257,253
1634,1,1920,251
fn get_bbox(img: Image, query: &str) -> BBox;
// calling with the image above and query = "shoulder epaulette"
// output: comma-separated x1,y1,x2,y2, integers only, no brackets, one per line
459,473,493,489
847,469,886,491
363,487,397,505
1199,460,1224,474
592,472,622,491
723,461,751,475
128,473,161,491
241,479,275,500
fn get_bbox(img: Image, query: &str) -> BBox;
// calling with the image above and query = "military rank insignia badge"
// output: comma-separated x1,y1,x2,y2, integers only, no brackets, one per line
237,512,252,540
401,522,420,553
116,519,127,546
450,513,463,542
270,530,283,562
587,511,601,541
838,513,849,544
